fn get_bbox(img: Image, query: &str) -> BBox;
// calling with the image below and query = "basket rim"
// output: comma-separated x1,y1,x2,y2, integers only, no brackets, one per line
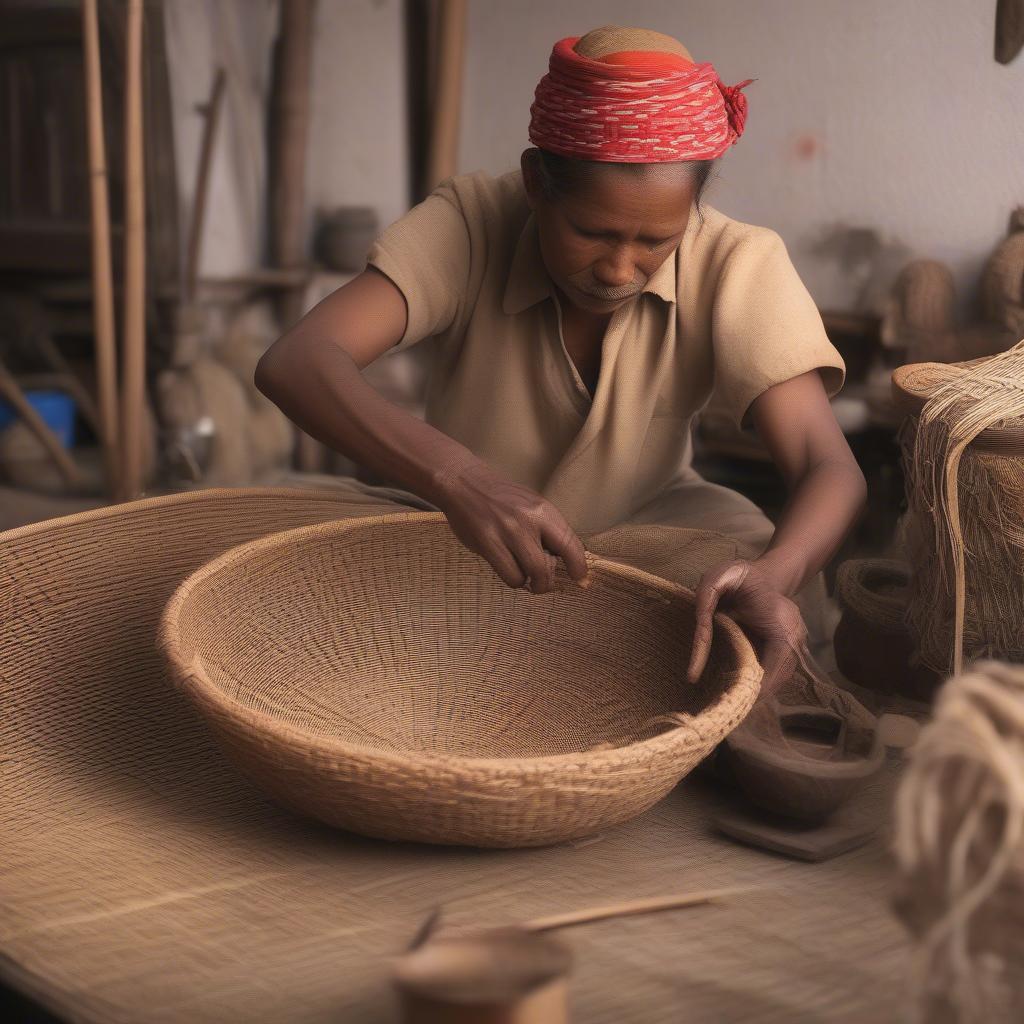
891,358,1024,451
157,510,762,771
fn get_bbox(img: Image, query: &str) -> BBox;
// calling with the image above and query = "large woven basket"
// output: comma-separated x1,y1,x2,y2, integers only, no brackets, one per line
891,347,1024,676
158,511,761,848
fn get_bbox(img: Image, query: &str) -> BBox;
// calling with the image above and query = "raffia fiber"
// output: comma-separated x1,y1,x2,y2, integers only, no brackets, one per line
893,338,1024,677
158,511,761,848
0,487,912,1022
893,659,1024,1023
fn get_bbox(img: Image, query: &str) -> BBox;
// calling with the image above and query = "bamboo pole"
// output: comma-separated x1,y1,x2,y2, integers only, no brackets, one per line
81,0,119,496
268,0,318,470
119,0,146,501
184,67,226,302
424,0,467,193
269,0,314,297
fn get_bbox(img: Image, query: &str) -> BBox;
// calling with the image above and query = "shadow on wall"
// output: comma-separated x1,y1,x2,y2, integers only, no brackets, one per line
811,226,914,316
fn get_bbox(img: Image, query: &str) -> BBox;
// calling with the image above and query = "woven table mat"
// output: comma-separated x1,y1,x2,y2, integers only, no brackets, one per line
1,486,909,1023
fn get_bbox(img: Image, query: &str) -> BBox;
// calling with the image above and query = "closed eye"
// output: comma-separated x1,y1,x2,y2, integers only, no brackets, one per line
572,223,676,249
574,226,611,240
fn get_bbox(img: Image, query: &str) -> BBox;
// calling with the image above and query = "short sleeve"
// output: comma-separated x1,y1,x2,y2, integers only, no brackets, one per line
365,178,472,351
711,229,846,430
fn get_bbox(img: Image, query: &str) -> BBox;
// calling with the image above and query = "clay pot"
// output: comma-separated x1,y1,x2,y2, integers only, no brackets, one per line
314,206,379,272
394,930,571,1024
833,558,942,702
726,702,885,824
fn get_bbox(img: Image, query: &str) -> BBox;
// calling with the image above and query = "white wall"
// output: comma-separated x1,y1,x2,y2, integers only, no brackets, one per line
167,1,1023,319
164,0,277,279
305,0,408,245
165,0,407,281
459,0,1024,317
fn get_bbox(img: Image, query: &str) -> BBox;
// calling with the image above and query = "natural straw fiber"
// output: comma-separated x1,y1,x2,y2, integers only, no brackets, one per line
158,511,761,848
893,659,1024,1023
892,338,1024,677
0,487,912,1022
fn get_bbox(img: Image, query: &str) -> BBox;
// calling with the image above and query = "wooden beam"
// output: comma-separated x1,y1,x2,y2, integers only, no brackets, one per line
119,0,146,500
424,0,467,193
82,0,120,496
268,0,320,471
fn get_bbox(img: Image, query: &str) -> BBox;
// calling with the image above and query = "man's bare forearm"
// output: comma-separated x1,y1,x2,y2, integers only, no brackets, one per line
753,459,867,596
255,334,483,505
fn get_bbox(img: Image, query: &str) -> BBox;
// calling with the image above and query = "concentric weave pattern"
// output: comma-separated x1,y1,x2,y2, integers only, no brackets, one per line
159,512,761,848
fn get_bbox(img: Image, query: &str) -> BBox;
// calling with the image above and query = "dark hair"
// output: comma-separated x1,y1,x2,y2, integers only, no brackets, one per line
533,148,717,224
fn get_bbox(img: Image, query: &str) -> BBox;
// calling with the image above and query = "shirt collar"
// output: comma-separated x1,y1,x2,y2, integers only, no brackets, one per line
502,211,678,315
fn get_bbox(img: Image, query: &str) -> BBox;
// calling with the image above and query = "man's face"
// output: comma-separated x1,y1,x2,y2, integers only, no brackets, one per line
524,154,697,316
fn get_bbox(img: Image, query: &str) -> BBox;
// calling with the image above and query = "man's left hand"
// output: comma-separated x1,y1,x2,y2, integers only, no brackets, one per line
685,558,809,699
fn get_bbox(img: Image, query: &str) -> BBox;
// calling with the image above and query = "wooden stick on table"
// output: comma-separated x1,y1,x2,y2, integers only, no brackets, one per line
81,0,120,496
520,886,751,933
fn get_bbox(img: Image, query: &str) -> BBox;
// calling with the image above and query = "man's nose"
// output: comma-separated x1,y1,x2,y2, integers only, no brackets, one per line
593,249,635,288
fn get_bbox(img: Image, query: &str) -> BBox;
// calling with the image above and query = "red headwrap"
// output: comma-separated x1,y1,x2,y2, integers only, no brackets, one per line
529,37,753,162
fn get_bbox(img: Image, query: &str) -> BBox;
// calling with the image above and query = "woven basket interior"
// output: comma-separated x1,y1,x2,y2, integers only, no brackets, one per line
175,518,747,758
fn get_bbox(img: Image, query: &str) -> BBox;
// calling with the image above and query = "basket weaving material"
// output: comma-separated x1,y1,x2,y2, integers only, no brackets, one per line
158,511,761,848
1,487,911,1023
891,339,1024,677
894,659,1024,1022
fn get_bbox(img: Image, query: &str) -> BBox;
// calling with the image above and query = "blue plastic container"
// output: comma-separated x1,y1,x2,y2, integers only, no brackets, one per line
0,390,77,448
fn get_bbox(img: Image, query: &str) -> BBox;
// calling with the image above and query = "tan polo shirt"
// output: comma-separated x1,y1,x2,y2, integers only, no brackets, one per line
365,170,845,535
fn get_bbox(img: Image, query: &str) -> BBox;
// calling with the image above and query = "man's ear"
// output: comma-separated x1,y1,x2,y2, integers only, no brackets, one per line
520,148,541,212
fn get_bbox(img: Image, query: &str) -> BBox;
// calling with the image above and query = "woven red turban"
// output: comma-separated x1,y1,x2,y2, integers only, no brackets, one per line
529,36,753,162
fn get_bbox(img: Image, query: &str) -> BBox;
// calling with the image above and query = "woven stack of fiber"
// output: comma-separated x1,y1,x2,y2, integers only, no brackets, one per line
892,338,1024,679
893,659,1024,1023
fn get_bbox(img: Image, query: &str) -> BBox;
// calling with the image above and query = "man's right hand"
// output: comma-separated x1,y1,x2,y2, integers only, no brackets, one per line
432,462,591,594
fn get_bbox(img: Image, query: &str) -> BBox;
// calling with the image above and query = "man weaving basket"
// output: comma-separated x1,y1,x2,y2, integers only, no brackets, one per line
256,25,867,698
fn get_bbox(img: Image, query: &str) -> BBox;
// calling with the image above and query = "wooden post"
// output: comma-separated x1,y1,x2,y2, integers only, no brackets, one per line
268,0,319,470
119,0,146,500
269,0,314,313
81,0,120,496
424,0,467,193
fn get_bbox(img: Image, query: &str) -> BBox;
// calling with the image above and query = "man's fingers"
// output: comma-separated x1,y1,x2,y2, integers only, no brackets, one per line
757,639,797,699
686,585,720,685
477,530,529,589
518,545,558,594
540,518,590,585
687,564,749,683
686,619,713,684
